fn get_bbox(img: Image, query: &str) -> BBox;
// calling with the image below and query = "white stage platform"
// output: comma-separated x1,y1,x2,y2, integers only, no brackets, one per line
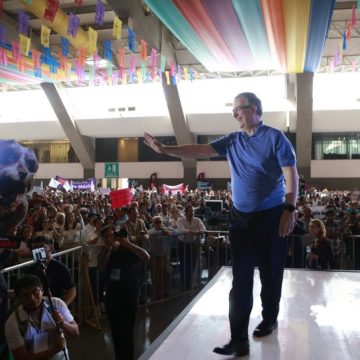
139,267,360,360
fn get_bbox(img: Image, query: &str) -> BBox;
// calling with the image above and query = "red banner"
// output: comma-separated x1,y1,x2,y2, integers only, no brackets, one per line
44,0,59,22
109,188,132,209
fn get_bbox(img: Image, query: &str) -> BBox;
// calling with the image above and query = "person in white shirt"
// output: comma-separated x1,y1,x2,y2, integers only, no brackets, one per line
5,274,79,360
177,205,206,290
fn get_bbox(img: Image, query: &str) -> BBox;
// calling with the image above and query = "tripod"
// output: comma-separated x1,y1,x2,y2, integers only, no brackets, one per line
37,261,69,360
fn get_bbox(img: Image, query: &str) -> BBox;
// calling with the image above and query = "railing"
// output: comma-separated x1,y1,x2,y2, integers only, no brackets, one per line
1,246,83,323
2,231,359,332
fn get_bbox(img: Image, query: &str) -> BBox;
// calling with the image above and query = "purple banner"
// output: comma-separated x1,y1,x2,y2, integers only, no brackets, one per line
71,177,96,191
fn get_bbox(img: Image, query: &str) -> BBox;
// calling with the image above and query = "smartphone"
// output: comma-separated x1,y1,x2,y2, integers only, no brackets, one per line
32,247,47,263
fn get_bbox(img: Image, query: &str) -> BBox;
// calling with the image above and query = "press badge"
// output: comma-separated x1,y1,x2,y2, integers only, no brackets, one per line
110,268,121,281
33,332,48,353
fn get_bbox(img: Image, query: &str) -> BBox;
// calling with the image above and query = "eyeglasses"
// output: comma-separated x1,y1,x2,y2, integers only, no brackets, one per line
232,105,251,116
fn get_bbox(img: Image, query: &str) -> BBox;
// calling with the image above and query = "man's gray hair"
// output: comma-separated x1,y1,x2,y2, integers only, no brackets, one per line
235,92,263,116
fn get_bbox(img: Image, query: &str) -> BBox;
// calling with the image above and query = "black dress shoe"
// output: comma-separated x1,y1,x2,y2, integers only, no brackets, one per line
253,320,278,337
213,340,250,356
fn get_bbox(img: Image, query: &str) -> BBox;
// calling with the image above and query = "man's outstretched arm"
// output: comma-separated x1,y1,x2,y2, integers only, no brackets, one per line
144,132,218,159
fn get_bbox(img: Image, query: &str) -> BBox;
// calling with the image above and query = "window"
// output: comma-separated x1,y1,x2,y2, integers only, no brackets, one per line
312,133,360,160
20,140,78,163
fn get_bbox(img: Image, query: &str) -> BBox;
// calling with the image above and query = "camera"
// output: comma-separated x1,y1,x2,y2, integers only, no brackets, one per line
32,247,47,263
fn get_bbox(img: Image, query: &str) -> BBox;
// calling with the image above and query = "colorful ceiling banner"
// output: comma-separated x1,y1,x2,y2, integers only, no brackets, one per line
260,0,287,71
200,0,254,69
231,0,272,68
144,0,334,74
173,0,238,70
144,0,220,71
304,0,336,72
283,0,311,73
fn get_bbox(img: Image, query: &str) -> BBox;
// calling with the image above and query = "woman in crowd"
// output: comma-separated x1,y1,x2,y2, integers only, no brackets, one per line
62,212,82,249
169,205,184,230
307,219,336,270
14,225,33,263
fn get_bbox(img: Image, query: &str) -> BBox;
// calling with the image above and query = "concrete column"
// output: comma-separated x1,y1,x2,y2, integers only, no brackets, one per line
40,82,95,178
162,79,197,189
295,73,314,181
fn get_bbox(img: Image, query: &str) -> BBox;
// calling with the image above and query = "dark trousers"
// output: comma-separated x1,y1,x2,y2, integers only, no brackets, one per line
105,293,138,360
228,205,288,342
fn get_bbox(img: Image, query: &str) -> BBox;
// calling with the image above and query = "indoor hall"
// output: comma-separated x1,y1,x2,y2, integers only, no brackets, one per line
1,1,360,360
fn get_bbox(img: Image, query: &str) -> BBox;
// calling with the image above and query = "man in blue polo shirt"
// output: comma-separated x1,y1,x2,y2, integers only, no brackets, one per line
144,92,298,357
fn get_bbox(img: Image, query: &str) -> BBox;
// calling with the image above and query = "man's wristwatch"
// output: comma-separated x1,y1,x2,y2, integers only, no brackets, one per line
283,204,296,212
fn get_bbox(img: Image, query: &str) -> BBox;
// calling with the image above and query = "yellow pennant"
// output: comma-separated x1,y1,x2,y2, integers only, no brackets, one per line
41,25,51,48
88,27,98,55
122,72,127,85
137,69,142,84
113,15,122,40
165,70,170,85
19,34,30,56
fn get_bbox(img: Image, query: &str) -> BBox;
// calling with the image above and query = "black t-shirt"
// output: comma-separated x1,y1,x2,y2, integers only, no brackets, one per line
105,247,143,297
26,259,74,299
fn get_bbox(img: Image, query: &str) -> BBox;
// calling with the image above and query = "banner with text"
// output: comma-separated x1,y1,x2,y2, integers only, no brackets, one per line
160,183,186,195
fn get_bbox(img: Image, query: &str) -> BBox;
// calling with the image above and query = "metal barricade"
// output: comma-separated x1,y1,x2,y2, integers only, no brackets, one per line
1,246,83,323
340,234,360,270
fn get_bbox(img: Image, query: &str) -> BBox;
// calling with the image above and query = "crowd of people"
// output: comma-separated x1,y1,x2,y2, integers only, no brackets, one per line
1,183,360,359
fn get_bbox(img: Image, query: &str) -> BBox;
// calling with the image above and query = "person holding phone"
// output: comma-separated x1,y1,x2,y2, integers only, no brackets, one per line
98,227,150,360
26,236,77,306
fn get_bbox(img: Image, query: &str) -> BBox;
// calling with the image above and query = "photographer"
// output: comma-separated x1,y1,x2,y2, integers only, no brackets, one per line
98,227,150,360
5,274,79,360
26,236,76,306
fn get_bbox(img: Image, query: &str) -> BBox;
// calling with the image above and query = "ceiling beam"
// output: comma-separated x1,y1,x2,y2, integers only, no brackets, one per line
40,82,95,172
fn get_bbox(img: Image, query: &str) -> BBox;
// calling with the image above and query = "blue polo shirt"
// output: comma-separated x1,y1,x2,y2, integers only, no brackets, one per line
210,123,296,212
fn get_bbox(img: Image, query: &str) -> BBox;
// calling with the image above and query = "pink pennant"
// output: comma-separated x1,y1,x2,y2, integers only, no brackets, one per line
352,60,357,72
130,54,136,74
0,48,8,66
32,49,41,68
346,20,352,41
330,57,335,72
117,48,125,67
170,62,175,76
150,48,157,80
17,53,25,72
12,41,20,61
44,0,59,22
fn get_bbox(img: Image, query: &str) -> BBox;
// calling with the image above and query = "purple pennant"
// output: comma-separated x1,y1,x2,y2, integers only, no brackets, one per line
18,11,30,36
95,0,105,26
0,24,6,45
68,13,80,38
60,37,69,56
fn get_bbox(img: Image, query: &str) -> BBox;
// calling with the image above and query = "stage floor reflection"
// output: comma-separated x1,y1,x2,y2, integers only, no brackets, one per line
139,267,360,360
